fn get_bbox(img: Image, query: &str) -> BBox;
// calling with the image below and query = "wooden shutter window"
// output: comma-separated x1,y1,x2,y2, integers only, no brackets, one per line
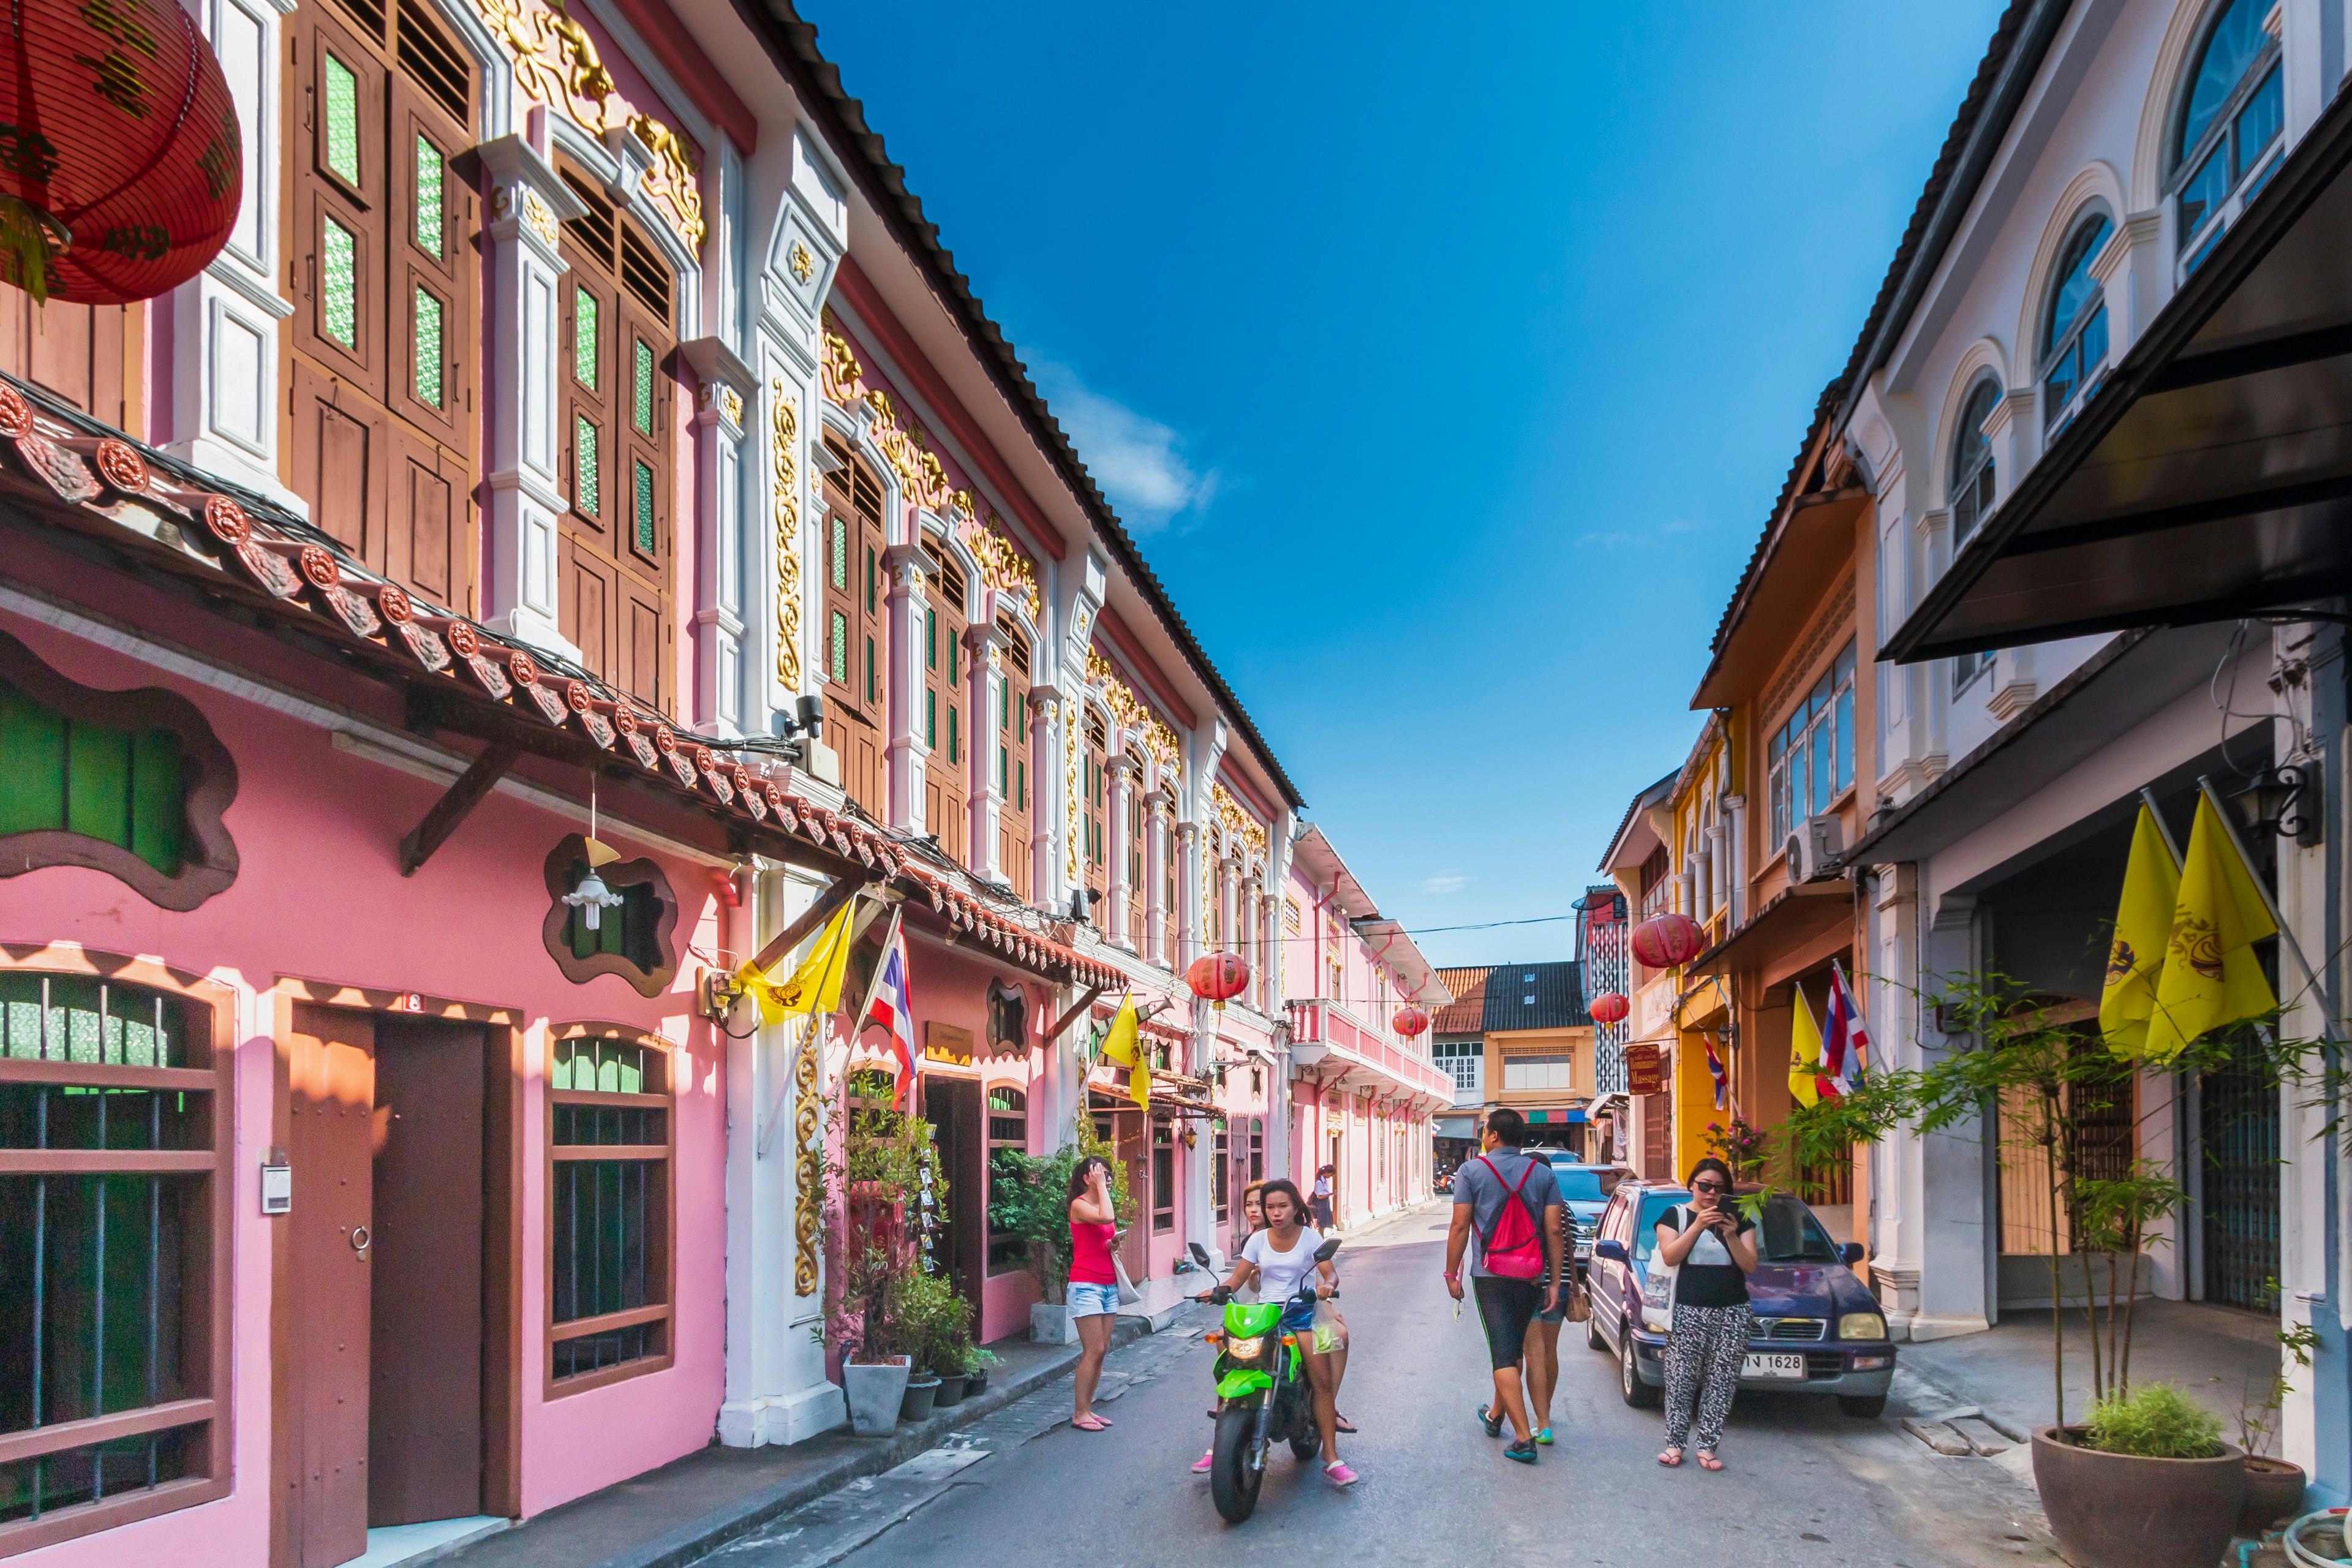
546,1027,674,1396
818,439,888,816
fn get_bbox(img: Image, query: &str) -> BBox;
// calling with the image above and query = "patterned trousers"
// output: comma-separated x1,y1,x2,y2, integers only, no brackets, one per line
1662,1302,1751,1451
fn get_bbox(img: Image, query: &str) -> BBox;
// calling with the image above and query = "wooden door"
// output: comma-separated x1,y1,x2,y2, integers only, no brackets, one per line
369,1017,484,1525
921,1077,985,1308
287,1003,377,1568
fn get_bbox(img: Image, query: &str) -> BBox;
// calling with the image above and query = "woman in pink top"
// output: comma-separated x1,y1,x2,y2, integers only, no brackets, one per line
1066,1156,1120,1431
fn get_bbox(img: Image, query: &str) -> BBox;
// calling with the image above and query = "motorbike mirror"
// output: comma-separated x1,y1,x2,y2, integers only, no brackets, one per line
1311,1238,1342,1263
1188,1242,1213,1268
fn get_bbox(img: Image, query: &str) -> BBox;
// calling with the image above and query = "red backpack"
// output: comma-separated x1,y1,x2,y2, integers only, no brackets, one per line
1475,1155,1545,1280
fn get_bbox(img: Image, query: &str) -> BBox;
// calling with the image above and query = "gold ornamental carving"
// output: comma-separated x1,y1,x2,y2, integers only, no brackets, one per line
1065,701,1081,883
821,325,863,407
1213,781,1268,861
1085,650,1179,778
469,0,706,251
968,514,1036,616
790,1014,824,1295
789,242,816,284
772,381,803,689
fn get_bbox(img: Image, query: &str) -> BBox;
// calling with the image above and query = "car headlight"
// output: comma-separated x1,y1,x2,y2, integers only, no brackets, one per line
1838,1312,1888,1341
1224,1335,1266,1361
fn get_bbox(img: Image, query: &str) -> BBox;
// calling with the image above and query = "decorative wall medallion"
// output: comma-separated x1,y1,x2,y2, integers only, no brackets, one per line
719,386,742,426
788,241,815,284
521,189,557,248
467,0,705,249
771,381,802,689
93,439,148,493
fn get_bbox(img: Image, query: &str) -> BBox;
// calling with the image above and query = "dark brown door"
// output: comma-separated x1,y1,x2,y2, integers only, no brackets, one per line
369,1017,484,1525
287,1003,377,1568
922,1076,986,1306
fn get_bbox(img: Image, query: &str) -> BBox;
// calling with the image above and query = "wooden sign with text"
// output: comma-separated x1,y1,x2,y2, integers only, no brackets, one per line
924,1022,974,1066
1624,1042,1665,1096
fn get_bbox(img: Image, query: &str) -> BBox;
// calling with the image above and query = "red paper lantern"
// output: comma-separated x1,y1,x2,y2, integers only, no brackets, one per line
1392,1005,1430,1040
1186,952,1250,1010
1587,991,1630,1026
0,0,243,304
1630,913,1706,970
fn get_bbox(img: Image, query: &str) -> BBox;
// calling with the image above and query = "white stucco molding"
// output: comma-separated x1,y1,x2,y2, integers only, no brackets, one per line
2012,162,2128,376
2132,0,2237,211
1929,338,2011,507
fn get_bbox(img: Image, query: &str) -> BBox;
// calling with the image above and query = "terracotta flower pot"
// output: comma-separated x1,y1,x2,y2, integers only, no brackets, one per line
2029,1427,2244,1568
2240,1455,2308,1537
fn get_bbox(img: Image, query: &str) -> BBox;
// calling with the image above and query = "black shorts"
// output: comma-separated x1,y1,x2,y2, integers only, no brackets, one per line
1472,1276,1540,1370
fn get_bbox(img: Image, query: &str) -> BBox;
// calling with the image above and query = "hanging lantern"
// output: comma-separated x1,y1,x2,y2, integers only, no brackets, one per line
1391,1004,1430,1040
1630,912,1706,970
1588,991,1630,1026
562,867,625,930
1186,952,1250,1011
0,0,243,304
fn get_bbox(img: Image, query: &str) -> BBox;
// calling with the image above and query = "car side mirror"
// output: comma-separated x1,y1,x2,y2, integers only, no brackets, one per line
1312,1238,1342,1262
1839,1242,1865,1267
1593,1239,1627,1264
1188,1242,1213,1268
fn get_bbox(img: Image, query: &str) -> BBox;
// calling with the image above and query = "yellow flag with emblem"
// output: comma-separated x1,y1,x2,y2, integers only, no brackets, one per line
1099,995,1150,1109
1787,981,1823,1109
736,898,858,1025
2099,804,2182,1055
2141,795,2277,1063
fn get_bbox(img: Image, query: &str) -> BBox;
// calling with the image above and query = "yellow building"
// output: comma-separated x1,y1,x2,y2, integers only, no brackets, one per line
1476,960,1599,1155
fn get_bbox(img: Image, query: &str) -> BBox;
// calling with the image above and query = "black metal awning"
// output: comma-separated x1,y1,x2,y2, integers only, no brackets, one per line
1883,81,2352,664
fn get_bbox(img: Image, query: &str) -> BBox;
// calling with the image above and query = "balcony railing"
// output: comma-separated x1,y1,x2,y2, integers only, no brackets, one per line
1284,999,1451,1100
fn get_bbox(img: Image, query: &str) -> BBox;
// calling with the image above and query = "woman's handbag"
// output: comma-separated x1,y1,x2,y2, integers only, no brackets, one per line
1638,1207,1682,1333
1562,1272,1592,1324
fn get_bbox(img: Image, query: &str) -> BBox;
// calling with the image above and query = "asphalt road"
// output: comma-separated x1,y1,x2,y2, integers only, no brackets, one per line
701,1212,2067,1568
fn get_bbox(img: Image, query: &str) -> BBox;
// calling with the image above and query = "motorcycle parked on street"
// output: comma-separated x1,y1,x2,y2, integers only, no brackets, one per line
1188,1238,1341,1524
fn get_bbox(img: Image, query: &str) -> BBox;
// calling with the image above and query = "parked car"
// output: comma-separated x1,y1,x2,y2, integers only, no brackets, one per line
1586,1177,1894,1417
1539,1155,1621,1272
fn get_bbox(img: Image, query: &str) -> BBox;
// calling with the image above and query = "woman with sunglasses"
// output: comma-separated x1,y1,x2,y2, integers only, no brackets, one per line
1652,1156,1757,1471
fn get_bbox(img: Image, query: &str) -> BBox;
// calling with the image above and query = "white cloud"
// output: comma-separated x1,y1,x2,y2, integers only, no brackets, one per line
1422,872,1471,895
1034,363,1216,530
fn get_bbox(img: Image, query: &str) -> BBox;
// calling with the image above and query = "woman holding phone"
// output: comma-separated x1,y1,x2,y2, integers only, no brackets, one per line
1652,1156,1757,1471
1066,1156,1120,1432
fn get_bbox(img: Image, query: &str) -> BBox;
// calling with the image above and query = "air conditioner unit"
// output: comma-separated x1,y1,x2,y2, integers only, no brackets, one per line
1787,814,1844,883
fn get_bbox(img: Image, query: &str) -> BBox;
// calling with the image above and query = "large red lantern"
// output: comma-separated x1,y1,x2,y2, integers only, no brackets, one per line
1630,912,1706,970
1186,952,1250,1011
0,0,243,304
1587,991,1630,1026
1392,1004,1430,1040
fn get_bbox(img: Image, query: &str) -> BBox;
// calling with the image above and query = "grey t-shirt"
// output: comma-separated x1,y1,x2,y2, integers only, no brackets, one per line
1452,1149,1561,1279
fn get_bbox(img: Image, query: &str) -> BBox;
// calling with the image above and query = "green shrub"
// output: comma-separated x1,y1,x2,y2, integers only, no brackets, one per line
2084,1383,2225,1459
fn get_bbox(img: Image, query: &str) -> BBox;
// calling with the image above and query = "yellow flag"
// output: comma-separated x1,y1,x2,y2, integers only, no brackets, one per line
2099,804,2182,1055
2141,796,2277,1063
737,898,858,1025
1787,981,1823,1109
1099,996,1150,1109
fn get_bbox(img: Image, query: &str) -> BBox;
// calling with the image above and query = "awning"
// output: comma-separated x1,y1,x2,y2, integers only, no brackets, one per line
1885,83,2352,663
1433,1116,1476,1139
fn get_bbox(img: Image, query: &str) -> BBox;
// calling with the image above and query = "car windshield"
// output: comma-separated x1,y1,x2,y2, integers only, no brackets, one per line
1634,1192,1688,1262
1756,1196,1842,1263
1547,1164,1607,1203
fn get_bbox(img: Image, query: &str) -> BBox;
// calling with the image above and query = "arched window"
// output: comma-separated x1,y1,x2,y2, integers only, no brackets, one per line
2040,213,2112,432
2172,0,2283,276
1949,374,2002,692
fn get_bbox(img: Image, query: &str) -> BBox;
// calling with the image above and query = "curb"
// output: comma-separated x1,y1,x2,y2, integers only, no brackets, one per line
491,1315,1155,1568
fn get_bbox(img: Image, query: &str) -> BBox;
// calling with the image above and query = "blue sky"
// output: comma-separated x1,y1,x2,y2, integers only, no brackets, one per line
797,1,2008,968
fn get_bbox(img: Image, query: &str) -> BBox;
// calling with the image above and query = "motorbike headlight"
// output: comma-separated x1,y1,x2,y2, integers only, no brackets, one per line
1224,1335,1266,1361
1838,1312,1888,1341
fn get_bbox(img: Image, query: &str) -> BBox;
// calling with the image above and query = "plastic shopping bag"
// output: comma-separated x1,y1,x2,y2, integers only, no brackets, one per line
1311,1299,1347,1354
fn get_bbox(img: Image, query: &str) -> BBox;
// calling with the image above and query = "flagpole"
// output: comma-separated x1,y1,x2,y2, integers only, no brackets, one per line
2138,788,2186,867
2196,775,2342,1041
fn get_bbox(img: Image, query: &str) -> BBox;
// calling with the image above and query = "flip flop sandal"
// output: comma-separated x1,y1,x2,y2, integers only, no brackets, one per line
1697,1451,1724,1471
1335,1415,1359,1434
1072,1415,1109,1432
1657,1448,1684,1467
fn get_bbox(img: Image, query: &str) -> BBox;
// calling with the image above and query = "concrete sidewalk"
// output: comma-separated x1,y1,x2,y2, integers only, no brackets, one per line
434,1197,1442,1568
1899,1297,2282,1439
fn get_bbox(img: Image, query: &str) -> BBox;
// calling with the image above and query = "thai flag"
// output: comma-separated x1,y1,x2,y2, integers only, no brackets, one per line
1704,1033,1728,1110
1823,962,1869,1097
865,919,918,1109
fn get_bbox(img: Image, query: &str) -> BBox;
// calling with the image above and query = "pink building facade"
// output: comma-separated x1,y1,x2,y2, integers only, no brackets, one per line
0,1,1443,1566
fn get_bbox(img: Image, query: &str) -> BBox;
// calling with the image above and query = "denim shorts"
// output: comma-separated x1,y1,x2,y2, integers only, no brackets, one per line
1068,1281,1120,1318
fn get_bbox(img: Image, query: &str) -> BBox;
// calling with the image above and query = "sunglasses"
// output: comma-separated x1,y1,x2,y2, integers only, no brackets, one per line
1691,1181,1730,1194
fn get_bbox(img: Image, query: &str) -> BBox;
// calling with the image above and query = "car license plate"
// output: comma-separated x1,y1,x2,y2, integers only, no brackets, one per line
1742,1352,1806,1380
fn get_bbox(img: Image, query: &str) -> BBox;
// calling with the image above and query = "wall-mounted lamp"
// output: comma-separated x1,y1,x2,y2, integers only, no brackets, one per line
2232,762,2321,846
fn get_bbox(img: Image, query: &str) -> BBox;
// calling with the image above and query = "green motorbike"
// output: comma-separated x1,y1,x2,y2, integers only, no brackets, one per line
1188,1237,1341,1523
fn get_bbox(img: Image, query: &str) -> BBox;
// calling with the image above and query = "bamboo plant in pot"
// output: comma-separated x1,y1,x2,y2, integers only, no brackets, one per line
987,1115,1136,1342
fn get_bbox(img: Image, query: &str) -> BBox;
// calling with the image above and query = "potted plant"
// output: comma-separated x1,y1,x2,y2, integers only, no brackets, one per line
2233,1280,2319,1536
962,1344,999,1398
821,1079,946,1435
987,1115,1136,1343
891,1267,962,1422
824,1240,912,1436
2030,1384,2242,1568
930,1316,977,1409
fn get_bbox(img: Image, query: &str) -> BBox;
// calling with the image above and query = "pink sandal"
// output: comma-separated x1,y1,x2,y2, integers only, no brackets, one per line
1324,1460,1359,1487
1072,1414,1109,1432
1657,1447,1683,1467
1697,1450,1724,1471
1191,1449,1213,1474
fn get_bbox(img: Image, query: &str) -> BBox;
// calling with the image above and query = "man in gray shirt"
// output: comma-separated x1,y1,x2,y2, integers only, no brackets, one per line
1444,1107,1564,1464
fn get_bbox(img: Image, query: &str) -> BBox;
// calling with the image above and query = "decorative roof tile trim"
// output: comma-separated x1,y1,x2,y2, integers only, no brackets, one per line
0,374,870,877
894,859,1119,989
750,4,1302,807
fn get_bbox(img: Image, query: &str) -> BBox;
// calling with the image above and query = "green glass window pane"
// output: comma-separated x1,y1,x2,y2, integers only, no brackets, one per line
949,706,959,764
948,638,958,685
998,743,1007,794
634,459,655,552
414,288,443,409
65,721,130,850
865,636,875,703
127,729,184,877
925,608,936,669
633,341,654,434
0,683,67,835
831,611,848,684
830,515,847,589
415,135,443,258
866,546,876,614
552,1038,575,1091
575,416,600,515
925,688,935,747
575,289,598,388
1000,674,1009,729
322,218,358,348
323,55,360,185
1018,760,1026,810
